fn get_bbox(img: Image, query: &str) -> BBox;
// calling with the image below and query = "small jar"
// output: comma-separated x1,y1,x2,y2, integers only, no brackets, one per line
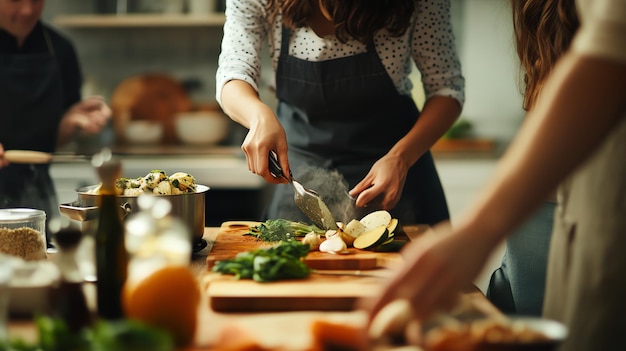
0,209,47,261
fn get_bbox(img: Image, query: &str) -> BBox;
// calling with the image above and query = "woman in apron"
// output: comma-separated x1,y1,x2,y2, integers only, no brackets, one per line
216,0,464,226
0,0,110,246
364,0,626,349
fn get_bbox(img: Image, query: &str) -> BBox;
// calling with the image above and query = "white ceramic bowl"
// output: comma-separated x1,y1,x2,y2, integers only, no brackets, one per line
124,120,164,144
175,111,230,145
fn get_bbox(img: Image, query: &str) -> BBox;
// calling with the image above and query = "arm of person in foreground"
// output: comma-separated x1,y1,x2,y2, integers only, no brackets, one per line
220,80,289,185
362,51,626,326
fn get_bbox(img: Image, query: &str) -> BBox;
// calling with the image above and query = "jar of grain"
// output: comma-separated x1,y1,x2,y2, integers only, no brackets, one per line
0,209,47,261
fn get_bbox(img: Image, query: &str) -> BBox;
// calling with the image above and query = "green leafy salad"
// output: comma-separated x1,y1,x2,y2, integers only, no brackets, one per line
212,240,312,282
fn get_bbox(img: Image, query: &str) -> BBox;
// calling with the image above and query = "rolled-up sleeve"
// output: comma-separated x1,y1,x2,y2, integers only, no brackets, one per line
215,0,268,107
411,0,465,107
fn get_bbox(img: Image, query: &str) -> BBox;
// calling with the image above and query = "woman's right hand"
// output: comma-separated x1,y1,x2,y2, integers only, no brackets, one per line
240,103,290,185
220,80,291,185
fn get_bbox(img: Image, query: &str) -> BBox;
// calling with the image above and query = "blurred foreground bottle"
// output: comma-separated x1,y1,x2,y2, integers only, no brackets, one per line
92,148,128,320
50,218,93,331
122,196,200,347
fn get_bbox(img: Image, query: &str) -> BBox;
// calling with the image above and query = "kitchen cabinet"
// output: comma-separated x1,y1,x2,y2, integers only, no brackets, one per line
53,13,225,28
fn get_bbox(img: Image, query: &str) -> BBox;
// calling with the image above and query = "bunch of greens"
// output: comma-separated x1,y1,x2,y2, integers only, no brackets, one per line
246,219,325,242
0,317,173,351
212,240,312,282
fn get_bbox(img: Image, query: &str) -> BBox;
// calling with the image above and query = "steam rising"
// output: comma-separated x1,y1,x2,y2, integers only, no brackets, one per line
297,165,357,224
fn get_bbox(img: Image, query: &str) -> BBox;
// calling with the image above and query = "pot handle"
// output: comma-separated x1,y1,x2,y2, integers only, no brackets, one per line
120,201,133,219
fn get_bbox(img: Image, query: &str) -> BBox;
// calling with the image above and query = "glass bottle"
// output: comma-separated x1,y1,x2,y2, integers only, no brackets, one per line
92,148,128,320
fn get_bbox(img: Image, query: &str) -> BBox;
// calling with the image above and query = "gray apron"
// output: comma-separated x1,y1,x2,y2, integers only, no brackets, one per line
543,114,626,350
266,27,449,226
0,29,65,245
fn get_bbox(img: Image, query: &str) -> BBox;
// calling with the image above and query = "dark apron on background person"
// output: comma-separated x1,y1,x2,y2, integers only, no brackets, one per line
266,27,449,226
0,29,65,244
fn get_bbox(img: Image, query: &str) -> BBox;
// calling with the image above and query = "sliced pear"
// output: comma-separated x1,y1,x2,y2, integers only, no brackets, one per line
353,225,389,250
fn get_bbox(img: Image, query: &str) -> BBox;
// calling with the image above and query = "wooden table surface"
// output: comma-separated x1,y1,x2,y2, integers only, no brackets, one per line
8,226,502,351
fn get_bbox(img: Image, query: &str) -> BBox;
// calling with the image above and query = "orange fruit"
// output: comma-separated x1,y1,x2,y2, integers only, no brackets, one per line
122,265,201,346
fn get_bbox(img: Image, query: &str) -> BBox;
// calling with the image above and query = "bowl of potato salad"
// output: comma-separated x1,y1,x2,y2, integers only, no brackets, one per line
60,170,209,244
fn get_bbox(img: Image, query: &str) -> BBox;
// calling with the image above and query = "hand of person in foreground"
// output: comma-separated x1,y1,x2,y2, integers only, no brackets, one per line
349,153,410,209
361,222,499,338
57,96,112,145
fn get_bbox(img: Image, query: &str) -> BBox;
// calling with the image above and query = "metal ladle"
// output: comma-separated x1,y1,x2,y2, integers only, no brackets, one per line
268,151,338,230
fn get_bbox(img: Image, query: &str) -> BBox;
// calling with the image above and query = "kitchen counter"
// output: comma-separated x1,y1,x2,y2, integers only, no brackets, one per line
7,226,501,350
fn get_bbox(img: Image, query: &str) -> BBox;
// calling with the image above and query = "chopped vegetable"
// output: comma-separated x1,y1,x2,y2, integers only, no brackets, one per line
353,225,389,250
212,240,312,282
359,210,392,231
319,231,348,253
245,219,325,242
302,232,322,251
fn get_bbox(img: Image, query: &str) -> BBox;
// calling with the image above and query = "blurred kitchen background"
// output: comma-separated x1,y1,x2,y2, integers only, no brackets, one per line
43,0,524,291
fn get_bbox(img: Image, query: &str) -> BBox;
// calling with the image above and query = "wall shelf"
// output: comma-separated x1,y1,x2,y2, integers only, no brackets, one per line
53,13,225,28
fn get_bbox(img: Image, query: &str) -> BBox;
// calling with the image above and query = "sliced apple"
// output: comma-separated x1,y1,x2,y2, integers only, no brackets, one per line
353,225,389,250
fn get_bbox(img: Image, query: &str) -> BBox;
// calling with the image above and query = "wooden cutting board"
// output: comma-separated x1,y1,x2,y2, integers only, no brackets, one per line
204,221,431,312
206,221,383,270
206,271,389,312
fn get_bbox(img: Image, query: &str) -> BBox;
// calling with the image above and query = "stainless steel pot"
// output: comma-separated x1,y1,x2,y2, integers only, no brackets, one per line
59,184,210,242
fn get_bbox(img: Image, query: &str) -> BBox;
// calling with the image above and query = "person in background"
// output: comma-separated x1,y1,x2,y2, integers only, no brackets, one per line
487,0,579,316
216,0,464,225
0,0,111,246
364,0,626,349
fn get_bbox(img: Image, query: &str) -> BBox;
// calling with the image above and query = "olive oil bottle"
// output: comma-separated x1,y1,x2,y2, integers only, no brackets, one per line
92,148,128,320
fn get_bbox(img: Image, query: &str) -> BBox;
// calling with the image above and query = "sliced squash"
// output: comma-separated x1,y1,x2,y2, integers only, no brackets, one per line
353,225,389,250
360,210,392,231
386,218,400,235
373,239,407,252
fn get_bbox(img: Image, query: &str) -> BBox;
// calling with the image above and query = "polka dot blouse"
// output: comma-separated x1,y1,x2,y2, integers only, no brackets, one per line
216,0,465,107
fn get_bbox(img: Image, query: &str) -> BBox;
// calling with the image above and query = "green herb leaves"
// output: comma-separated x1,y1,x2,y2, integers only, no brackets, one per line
212,240,312,282
246,219,325,242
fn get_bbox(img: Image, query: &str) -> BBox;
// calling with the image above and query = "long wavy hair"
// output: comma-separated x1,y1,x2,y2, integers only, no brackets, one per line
512,0,579,110
266,0,415,43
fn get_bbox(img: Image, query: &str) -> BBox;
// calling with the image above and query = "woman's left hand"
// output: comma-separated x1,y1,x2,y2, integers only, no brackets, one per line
349,153,410,209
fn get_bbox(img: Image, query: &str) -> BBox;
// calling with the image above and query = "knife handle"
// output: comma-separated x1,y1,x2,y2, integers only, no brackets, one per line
268,150,292,180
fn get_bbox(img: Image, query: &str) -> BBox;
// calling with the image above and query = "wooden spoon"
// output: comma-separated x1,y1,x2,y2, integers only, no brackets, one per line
4,150,53,164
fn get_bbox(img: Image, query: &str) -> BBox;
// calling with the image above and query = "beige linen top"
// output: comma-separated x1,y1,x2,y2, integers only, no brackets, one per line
543,0,626,350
